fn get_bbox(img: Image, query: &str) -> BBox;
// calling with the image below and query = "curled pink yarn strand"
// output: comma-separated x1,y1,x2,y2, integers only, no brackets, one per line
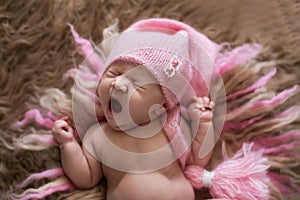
13,109,54,129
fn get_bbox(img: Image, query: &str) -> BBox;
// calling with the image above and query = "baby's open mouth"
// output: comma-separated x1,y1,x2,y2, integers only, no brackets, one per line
109,98,122,113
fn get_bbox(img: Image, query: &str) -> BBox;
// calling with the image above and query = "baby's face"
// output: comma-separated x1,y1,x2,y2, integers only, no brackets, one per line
97,62,165,131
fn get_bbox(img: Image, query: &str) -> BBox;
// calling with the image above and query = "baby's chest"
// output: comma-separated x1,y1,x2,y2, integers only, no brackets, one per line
96,124,176,173
105,128,171,152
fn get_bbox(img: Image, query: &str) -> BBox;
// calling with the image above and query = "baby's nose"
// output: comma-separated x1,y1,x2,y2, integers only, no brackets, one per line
111,77,128,93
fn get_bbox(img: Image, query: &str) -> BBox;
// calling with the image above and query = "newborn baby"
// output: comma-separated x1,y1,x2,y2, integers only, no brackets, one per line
52,18,216,200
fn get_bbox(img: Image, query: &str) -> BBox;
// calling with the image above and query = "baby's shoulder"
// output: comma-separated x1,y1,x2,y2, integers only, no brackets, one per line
82,122,107,155
83,123,105,140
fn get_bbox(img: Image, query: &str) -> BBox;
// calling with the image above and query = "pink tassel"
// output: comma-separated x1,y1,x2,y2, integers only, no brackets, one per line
13,109,54,129
185,143,270,200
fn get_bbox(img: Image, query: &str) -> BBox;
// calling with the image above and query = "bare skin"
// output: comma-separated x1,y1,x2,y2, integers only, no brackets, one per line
52,63,215,200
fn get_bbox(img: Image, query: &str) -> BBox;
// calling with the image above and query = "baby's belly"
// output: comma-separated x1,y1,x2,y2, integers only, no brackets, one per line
107,172,194,200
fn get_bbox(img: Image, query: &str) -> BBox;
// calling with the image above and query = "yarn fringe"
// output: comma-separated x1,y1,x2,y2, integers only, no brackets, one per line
10,176,75,200
215,41,300,199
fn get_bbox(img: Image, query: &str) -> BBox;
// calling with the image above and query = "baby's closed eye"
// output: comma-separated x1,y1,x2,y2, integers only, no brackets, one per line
106,70,119,77
132,80,146,89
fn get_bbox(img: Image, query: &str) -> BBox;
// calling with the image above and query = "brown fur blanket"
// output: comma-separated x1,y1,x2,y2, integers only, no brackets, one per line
0,0,299,199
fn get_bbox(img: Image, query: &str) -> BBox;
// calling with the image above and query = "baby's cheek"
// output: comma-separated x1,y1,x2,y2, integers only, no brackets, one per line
128,95,146,121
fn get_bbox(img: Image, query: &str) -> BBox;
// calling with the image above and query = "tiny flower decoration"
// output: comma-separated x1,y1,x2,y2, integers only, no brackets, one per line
164,55,182,78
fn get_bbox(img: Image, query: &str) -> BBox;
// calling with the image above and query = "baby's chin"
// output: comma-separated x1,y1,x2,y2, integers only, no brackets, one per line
106,116,157,133
105,118,138,132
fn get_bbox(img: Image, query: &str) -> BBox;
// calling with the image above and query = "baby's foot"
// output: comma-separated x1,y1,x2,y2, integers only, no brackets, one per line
187,97,214,123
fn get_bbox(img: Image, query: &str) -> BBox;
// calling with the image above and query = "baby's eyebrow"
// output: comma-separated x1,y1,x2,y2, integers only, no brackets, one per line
108,65,117,71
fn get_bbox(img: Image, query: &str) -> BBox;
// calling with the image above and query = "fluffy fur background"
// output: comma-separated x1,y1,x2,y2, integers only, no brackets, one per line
0,0,299,199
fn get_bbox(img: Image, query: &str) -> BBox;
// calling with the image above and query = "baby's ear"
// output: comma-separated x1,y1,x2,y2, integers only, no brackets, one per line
150,104,166,119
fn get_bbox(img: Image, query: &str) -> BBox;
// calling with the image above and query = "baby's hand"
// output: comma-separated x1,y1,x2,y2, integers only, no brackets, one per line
52,116,74,145
187,97,214,123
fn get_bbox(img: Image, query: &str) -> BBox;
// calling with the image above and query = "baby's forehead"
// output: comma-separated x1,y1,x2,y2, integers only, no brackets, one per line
108,62,158,81
108,61,138,72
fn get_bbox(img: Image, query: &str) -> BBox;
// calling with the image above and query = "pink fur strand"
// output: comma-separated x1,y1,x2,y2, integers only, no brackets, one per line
216,43,262,74
268,172,300,194
223,115,264,131
253,131,300,157
13,183,75,200
22,134,57,145
276,105,300,118
46,111,59,121
68,24,105,75
68,23,93,56
13,109,54,129
224,105,300,132
262,141,300,156
18,168,64,188
227,67,277,100
226,85,299,120
254,131,300,146
185,143,270,200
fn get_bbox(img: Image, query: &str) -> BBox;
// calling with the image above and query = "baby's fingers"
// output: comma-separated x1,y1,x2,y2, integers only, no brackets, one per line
52,120,69,134
202,97,210,105
54,120,68,128
201,97,214,111
209,101,215,109
52,124,74,144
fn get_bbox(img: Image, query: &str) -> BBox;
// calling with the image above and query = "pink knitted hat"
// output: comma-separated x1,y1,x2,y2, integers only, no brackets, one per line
105,18,220,168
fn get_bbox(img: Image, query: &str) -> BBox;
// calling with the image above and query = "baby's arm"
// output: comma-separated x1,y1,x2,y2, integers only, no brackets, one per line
187,97,215,167
52,117,102,189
